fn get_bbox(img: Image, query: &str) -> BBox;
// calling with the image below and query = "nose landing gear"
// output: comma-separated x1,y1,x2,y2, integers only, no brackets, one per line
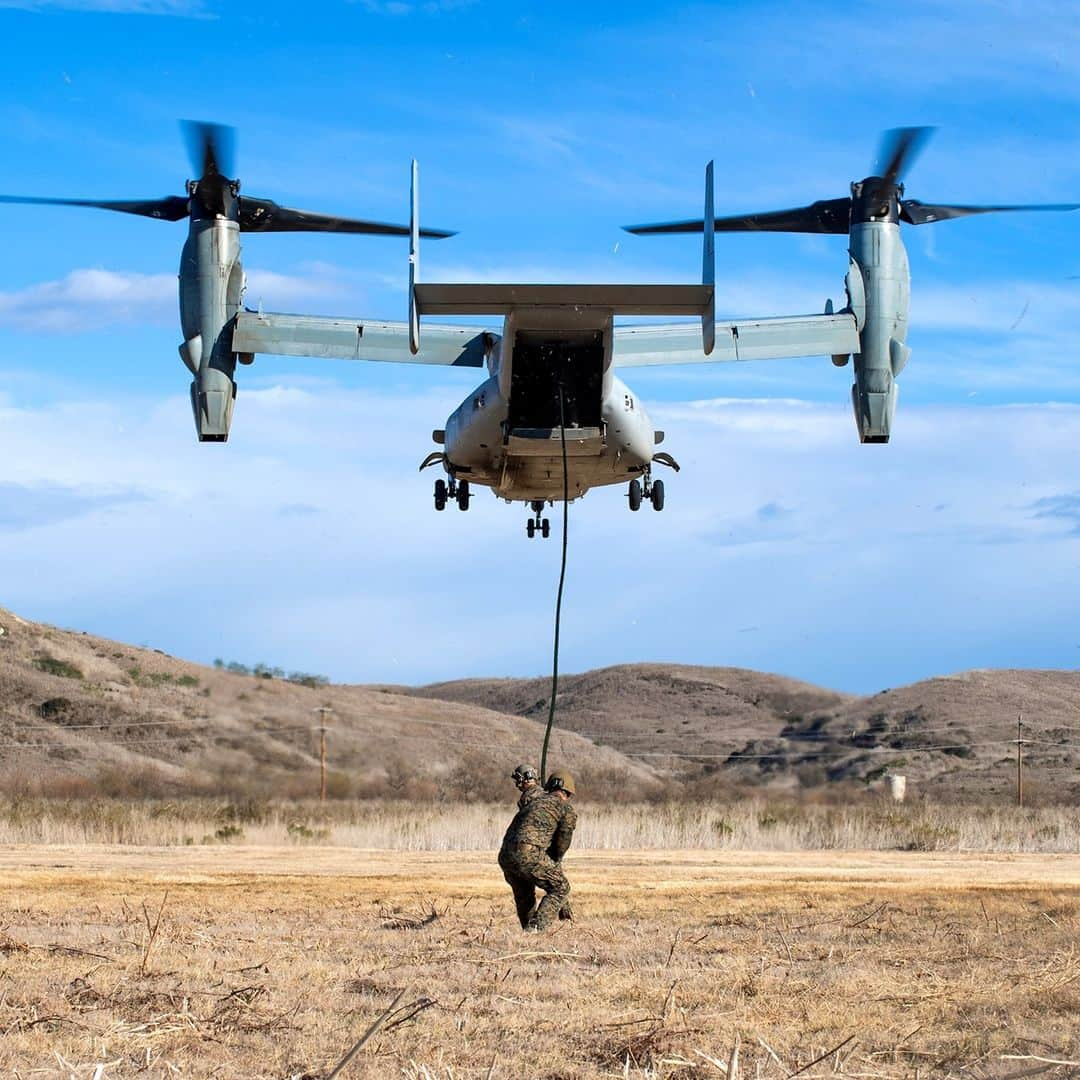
434,476,471,511
627,471,665,512
526,500,551,539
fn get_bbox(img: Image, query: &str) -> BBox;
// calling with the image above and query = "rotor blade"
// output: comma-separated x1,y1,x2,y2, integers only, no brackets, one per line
0,193,190,221
182,120,235,179
237,196,455,237
625,198,851,236
901,198,1080,225
876,126,934,184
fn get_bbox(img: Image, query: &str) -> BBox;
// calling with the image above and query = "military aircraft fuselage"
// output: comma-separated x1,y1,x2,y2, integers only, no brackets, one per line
441,306,657,502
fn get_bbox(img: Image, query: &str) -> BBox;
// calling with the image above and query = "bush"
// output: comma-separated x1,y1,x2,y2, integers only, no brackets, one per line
33,655,83,680
287,821,331,843
38,698,73,721
216,799,270,826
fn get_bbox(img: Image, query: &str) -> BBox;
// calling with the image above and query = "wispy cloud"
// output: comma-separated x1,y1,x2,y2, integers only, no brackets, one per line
0,0,209,14
0,265,356,331
351,0,475,14
2,385,1079,690
0,481,147,531
1031,491,1080,534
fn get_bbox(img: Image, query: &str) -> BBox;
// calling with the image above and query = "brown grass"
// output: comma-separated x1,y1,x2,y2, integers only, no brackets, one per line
0,848,1077,1078
0,797,1076,853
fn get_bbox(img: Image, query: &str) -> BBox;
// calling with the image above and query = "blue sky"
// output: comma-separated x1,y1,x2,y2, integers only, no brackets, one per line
0,0,1078,693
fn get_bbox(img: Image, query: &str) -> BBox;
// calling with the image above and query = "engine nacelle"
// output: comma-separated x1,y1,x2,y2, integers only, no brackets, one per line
846,219,910,445
178,217,244,442
190,366,236,442
851,369,897,443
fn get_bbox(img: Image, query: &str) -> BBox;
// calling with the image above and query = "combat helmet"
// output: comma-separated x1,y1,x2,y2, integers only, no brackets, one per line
511,764,539,784
544,770,576,796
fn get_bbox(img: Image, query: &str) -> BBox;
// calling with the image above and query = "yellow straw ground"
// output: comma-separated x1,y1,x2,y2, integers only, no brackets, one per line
1,847,1077,1078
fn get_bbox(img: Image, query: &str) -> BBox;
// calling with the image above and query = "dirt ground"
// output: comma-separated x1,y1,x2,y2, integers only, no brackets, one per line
1,847,1077,1079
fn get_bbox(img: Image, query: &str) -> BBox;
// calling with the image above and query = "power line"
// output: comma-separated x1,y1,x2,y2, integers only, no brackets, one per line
0,731,1067,762
4,709,1075,744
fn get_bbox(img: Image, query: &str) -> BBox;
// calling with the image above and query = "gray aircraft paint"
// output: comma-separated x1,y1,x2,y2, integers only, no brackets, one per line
846,218,910,443
7,125,1074,516
179,214,244,441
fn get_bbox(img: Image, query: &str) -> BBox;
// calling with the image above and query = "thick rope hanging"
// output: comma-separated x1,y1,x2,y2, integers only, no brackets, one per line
539,384,570,784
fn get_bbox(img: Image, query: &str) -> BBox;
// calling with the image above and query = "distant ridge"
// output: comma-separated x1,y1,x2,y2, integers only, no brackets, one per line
410,665,1080,801
1,606,1077,802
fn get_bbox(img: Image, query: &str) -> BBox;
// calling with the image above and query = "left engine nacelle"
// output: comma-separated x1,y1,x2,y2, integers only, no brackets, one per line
178,217,245,442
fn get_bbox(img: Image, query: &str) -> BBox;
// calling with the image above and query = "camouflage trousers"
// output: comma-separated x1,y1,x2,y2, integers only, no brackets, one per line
497,847,571,931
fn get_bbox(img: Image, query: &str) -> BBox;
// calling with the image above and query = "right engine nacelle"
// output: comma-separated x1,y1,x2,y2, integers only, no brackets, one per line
846,220,911,445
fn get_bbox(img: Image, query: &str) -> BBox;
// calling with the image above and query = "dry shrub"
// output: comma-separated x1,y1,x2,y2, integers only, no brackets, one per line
0,795,1076,852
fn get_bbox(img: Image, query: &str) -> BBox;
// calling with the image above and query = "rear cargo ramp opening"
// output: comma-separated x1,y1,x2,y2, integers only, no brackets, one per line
508,331,603,432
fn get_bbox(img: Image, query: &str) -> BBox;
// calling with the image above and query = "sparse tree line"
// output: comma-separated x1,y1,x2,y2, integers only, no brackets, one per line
212,658,329,688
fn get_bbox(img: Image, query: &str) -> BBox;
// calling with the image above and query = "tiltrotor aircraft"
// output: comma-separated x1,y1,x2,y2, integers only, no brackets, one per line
3,125,1076,537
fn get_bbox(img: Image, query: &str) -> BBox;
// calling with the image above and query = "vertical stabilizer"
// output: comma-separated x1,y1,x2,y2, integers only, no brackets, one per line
409,159,420,355
701,160,715,355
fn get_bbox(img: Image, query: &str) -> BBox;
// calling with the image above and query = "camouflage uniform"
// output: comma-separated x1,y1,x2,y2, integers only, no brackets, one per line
497,791,577,931
517,782,542,810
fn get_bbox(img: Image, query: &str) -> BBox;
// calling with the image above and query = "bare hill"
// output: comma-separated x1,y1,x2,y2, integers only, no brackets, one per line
2,605,1077,803
0,607,653,800
415,664,852,760
412,665,1080,802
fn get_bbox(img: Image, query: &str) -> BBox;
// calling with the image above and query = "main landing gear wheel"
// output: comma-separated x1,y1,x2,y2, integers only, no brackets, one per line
629,472,666,513
526,519,536,538
456,479,471,511
434,478,447,511
541,518,551,539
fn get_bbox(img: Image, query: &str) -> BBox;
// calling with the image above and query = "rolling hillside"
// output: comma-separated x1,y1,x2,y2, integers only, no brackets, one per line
0,606,653,800
411,666,1080,801
1,605,1077,802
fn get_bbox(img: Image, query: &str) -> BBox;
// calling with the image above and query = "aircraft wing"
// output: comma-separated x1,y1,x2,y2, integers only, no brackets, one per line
613,312,859,367
232,311,491,367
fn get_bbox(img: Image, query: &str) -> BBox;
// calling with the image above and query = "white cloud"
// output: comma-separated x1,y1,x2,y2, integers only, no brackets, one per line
0,265,356,331
0,0,208,13
1,380,1079,692
352,0,475,14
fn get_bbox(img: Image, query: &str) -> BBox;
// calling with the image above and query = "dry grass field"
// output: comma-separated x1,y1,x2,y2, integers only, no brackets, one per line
0,799,1077,854
1,846,1077,1079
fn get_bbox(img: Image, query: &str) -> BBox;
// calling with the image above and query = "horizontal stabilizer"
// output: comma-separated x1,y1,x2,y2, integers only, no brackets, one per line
413,282,714,316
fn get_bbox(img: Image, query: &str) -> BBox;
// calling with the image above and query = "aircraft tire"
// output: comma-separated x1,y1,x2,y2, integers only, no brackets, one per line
526,519,536,538
628,479,642,511
651,479,665,511
434,478,447,511
457,479,471,511
541,518,550,539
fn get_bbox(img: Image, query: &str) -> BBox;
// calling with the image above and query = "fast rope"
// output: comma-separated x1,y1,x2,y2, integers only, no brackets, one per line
539,384,570,785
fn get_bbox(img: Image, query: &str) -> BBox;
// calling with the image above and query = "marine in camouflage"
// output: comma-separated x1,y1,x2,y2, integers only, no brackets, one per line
517,784,542,810
498,790,577,931
512,764,541,809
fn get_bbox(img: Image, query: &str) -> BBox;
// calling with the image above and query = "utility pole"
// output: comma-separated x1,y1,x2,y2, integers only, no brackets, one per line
1016,713,1024,808
314,706,332,803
